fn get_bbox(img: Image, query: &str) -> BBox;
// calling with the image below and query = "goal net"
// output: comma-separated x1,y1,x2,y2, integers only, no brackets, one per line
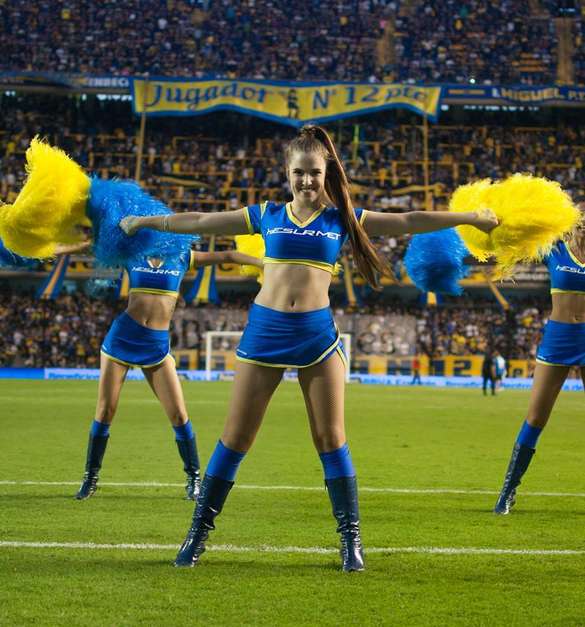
205,331,352,382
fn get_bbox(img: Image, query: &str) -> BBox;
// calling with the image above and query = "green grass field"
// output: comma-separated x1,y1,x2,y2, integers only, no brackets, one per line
1,380,585,626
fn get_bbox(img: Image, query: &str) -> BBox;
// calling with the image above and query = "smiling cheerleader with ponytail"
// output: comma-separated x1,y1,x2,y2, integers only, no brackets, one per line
122,125,495,572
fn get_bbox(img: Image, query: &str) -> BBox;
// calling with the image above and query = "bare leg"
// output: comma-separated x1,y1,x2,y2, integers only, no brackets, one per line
221,361,285,452
525,363,570,428
494,362,569,514
144,355,200,498
298,352,346,453
174,360,284,567
76,354,128,499
143,356,189,426
298,352,364,572
95,353,129,424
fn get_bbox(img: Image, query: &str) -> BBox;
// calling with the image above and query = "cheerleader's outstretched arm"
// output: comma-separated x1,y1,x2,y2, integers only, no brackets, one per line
363,210,497,237
120,209,251,237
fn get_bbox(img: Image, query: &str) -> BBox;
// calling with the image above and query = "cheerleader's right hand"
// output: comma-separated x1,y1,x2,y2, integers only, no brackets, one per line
119,216,140,236
54,239,92,255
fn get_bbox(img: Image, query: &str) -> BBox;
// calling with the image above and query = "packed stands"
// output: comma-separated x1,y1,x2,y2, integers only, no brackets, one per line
394,0,557,85
2,1,585,85
2,98,585,212
0,1,400,81
0,291,123,368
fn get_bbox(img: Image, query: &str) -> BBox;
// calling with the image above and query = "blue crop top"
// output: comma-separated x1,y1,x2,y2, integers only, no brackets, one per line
242,201,368,273
126,250,194,296
544,241,585,294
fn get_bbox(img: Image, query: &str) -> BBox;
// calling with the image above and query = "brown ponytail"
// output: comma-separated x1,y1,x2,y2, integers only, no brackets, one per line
285,125,391,288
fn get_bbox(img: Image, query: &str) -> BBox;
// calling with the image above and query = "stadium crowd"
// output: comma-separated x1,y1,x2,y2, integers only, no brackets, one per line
573,15,585,86
2,100,585,210
0,291,123,368
1,1,584,85
0,288,549,368
394,0,557,85
415,298,546,360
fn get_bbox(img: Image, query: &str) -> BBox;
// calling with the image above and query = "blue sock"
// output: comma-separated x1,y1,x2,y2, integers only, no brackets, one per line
206,440,246,482
319,443,355,480
90,420,110,438
516,420,543,449
173,420,194,441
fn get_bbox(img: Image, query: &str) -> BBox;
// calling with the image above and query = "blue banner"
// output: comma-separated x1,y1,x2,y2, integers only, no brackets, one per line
443,84,585,104
184,238,220,305
1,368,583,391
0,71,130,90
36,255,70,299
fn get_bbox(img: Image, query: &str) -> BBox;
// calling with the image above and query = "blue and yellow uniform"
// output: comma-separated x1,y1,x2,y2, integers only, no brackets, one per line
536,241,585,366
237,201,368,368
101,251,193,368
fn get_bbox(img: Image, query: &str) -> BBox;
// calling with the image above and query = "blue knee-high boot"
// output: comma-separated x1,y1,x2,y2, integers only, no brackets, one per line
325,476,365,572
176,438,201,501
175,439,244,566
494,443,536,514
494,421,541,515
174,474,234,567
75,433,110,500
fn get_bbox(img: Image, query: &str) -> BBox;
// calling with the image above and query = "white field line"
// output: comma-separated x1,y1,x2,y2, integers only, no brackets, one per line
1,480,585,498
1,540,585,557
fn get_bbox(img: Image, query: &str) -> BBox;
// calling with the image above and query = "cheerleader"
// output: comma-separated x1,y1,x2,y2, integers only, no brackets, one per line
121,125,496,571
0,138,260,502
75,247,262,501
494,203,585,514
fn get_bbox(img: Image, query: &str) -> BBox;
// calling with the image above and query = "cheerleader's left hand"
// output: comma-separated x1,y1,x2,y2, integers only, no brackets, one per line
473,209,499,234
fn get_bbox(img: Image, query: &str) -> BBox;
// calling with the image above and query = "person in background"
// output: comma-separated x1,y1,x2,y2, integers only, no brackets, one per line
481,351,496,396
494,350,506,392
410,354,422,384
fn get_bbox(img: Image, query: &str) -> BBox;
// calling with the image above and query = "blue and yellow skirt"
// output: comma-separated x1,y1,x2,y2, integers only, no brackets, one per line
236,303,346,369
536,320,585,367
101,311,170,368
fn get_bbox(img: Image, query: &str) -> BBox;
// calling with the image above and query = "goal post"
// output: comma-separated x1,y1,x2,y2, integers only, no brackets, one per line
205,331,352,382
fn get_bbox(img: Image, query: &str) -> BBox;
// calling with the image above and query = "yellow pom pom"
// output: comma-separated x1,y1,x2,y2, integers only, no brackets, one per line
449,179,494,262
450,174,580,277
235,233,265,282
0,137,91,258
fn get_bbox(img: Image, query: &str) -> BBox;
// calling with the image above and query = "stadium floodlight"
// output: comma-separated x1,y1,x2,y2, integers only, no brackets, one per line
205,331,352,383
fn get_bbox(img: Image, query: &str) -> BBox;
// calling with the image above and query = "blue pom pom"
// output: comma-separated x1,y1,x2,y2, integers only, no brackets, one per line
87,178,197,268
404,229,470,295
